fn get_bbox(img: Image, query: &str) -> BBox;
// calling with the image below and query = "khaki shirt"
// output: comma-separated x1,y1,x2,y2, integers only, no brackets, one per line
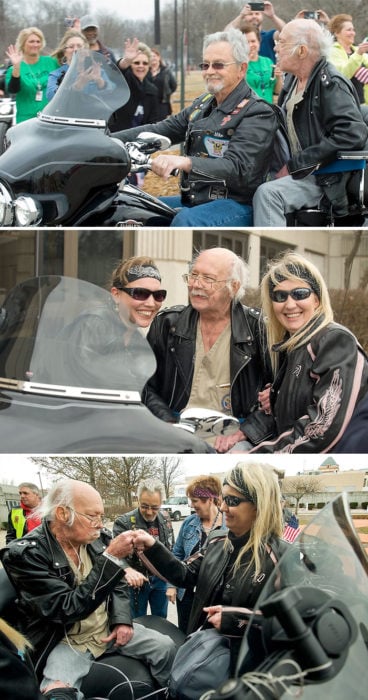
61,545,109,658
186,322,232,414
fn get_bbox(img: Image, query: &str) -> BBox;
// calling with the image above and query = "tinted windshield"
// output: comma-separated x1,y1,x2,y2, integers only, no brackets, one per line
237,493,368,698
42,49,130,122
0,276,156,394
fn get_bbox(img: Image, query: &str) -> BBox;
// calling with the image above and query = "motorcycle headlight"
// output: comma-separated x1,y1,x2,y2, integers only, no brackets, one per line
0,103,12,116
0,182,14,225
14,196,42,226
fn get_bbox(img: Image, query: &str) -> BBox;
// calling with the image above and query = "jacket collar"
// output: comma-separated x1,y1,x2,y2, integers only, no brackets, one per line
172,301,256,344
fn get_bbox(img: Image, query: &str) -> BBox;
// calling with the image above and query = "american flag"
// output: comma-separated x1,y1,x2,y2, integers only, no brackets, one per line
283,514,302,543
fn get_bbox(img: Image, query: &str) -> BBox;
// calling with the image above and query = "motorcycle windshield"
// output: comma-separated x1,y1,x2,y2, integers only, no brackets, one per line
0,276,156,396
236,493,368,698
42,48,130,122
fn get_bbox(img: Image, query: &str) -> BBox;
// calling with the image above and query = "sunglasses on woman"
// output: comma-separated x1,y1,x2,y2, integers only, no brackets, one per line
118,287,167,302
270,288,313,303
222,494,253,507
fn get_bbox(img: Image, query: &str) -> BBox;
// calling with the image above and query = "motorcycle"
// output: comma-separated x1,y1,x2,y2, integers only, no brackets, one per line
0,275,222,453
0,49,177,227
202,492,368,699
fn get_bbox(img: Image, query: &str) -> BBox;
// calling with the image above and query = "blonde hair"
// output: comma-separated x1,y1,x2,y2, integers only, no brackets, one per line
52,29,87,64
135,43,151,63
223,461,283,579
261,251,333,374
329,14,353,38
16,26,46,53
0,618,32,653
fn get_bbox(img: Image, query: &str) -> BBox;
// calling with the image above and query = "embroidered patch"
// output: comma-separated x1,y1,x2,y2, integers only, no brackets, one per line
221,392,232,412
204,136,229,157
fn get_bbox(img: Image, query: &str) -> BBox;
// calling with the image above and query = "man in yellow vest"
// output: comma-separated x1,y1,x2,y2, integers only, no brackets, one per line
6,483,42,544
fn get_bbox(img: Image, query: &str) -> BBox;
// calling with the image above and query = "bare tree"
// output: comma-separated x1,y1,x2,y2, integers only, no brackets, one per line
282,475,322,515
157,456,183,498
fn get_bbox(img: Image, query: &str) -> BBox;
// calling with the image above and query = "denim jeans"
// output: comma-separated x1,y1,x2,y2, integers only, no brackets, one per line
130,575,168,618
40,621,176,698
252,174,323,227
160,196,253,227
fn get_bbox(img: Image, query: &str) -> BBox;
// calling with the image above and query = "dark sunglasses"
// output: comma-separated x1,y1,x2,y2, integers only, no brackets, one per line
198,61,237,71
118,287,167,302
222,494,253,507
132,61,149,66
270,288,314,303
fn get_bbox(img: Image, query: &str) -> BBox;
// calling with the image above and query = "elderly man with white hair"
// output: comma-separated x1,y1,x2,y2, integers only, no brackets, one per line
253,18,368,226
1,479,176,700
143,247,273,453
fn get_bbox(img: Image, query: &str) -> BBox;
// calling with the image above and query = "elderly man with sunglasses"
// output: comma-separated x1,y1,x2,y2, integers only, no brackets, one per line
142,247,273,453
113,479,175,619
114,28,278,228
252,18,368,226
1,479,176,700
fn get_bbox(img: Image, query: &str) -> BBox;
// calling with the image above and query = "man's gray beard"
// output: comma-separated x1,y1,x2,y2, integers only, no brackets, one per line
205,80,224,94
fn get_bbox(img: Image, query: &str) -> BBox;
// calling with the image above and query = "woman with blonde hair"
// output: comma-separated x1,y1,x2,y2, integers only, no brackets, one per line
46,29,87,100
329,14,368,104
133,461,287,678
167,474,224,633
5,27,58,122
232,250,368,453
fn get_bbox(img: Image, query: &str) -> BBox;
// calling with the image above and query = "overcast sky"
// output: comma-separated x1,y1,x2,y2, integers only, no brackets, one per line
0,453,366,489
89,0,171,22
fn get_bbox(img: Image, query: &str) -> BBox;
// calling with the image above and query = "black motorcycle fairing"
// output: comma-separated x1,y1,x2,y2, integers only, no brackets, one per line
0,50,131,224
100,183,177,227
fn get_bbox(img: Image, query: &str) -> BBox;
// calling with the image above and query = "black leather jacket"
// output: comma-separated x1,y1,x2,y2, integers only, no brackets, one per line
243,321,368,453
143,302,273,442
115,80,278,205
0,521,131,677
279,58,368,179
140,530,289,669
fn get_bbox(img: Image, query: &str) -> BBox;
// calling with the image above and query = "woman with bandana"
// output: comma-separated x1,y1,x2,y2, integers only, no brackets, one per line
166,475,224,633
52,256,166,389
132,462,289,676
230,251,368,453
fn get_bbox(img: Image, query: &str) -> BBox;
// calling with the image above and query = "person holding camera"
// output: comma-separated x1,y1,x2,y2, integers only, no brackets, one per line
226,2,285,62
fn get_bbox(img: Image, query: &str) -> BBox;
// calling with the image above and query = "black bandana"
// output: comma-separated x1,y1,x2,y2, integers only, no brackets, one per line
126,264,161,283
268,264,320,299
223,466,256,505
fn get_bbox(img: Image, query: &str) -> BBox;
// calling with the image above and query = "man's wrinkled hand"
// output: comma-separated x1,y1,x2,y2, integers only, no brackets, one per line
101,624,134,647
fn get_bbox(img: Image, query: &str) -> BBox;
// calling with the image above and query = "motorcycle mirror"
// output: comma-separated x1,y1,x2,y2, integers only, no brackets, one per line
137,131,171,151
174,408,240,438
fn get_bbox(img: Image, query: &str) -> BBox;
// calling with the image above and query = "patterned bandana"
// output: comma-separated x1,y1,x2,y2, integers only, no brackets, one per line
268,264,320,299
223,466,256,505
126,264,161,283
192,487,218,499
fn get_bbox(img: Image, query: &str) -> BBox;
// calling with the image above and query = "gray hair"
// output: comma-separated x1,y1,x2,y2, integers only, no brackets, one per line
203,28,249,64
286,19,333,59
137,478,165,502
35,479,74,524
18,482,40,495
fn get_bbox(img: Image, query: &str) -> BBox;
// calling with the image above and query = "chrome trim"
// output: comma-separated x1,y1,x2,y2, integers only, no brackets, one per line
0,182,14,225
0,377,141,403
38,113,106,128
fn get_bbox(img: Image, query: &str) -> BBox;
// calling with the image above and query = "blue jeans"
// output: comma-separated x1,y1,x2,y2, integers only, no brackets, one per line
160,196,253,227
130,575,168,618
